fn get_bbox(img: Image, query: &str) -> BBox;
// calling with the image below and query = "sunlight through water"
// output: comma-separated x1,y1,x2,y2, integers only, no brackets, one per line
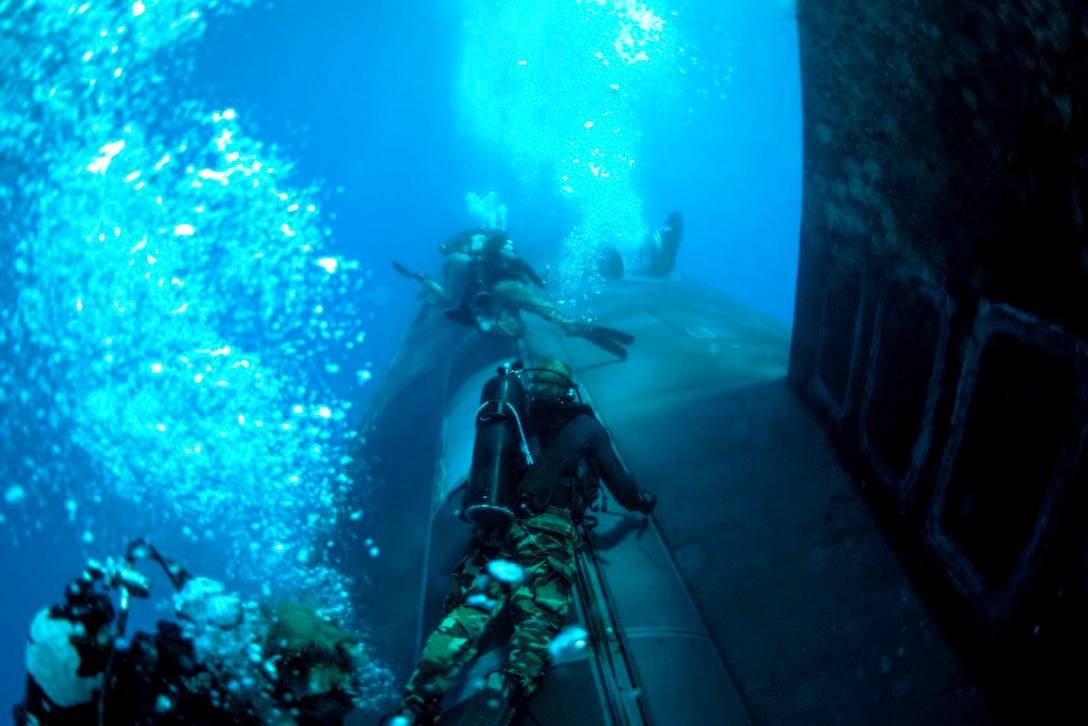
0,0,369,619
458,0,702,304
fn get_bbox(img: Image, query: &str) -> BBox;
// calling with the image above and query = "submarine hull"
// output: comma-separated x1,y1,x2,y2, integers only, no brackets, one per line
345,275,988,724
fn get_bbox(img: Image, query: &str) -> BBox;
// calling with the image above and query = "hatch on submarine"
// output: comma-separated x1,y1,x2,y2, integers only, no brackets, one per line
342,224,990,725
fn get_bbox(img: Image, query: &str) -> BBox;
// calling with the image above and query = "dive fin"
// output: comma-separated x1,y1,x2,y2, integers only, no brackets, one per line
392,261,421,279
589,325,634,345
444,672,519,726
568,324,631,360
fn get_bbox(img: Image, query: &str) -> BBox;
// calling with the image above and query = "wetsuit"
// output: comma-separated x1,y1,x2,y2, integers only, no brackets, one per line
518,400,649,518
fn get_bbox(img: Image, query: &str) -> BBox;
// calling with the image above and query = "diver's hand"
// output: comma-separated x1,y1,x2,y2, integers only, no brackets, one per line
635,490,656,515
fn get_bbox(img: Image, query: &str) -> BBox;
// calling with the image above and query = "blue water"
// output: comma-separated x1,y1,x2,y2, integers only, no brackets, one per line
0,0,799,716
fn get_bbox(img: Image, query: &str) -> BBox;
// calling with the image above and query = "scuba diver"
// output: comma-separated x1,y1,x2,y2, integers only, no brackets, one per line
393,229,635,360
640,211,683,277
597,211,684,279
13,538,366,726
392,228,522,307
385,357,657,725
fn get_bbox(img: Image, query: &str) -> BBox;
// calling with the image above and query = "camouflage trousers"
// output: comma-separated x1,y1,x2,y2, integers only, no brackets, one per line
400,509,578,718
486,280,576,338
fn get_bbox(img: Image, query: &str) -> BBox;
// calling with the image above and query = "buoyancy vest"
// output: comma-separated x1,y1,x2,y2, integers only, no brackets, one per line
517,400,595,520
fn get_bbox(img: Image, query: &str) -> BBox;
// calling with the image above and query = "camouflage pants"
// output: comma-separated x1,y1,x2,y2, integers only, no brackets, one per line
487,280,576,338
401,510,577,718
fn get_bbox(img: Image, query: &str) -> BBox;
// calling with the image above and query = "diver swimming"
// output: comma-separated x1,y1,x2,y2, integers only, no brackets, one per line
392,226,636,360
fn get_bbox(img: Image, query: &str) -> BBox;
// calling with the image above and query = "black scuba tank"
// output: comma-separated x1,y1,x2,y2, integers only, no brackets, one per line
462,362,534,529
